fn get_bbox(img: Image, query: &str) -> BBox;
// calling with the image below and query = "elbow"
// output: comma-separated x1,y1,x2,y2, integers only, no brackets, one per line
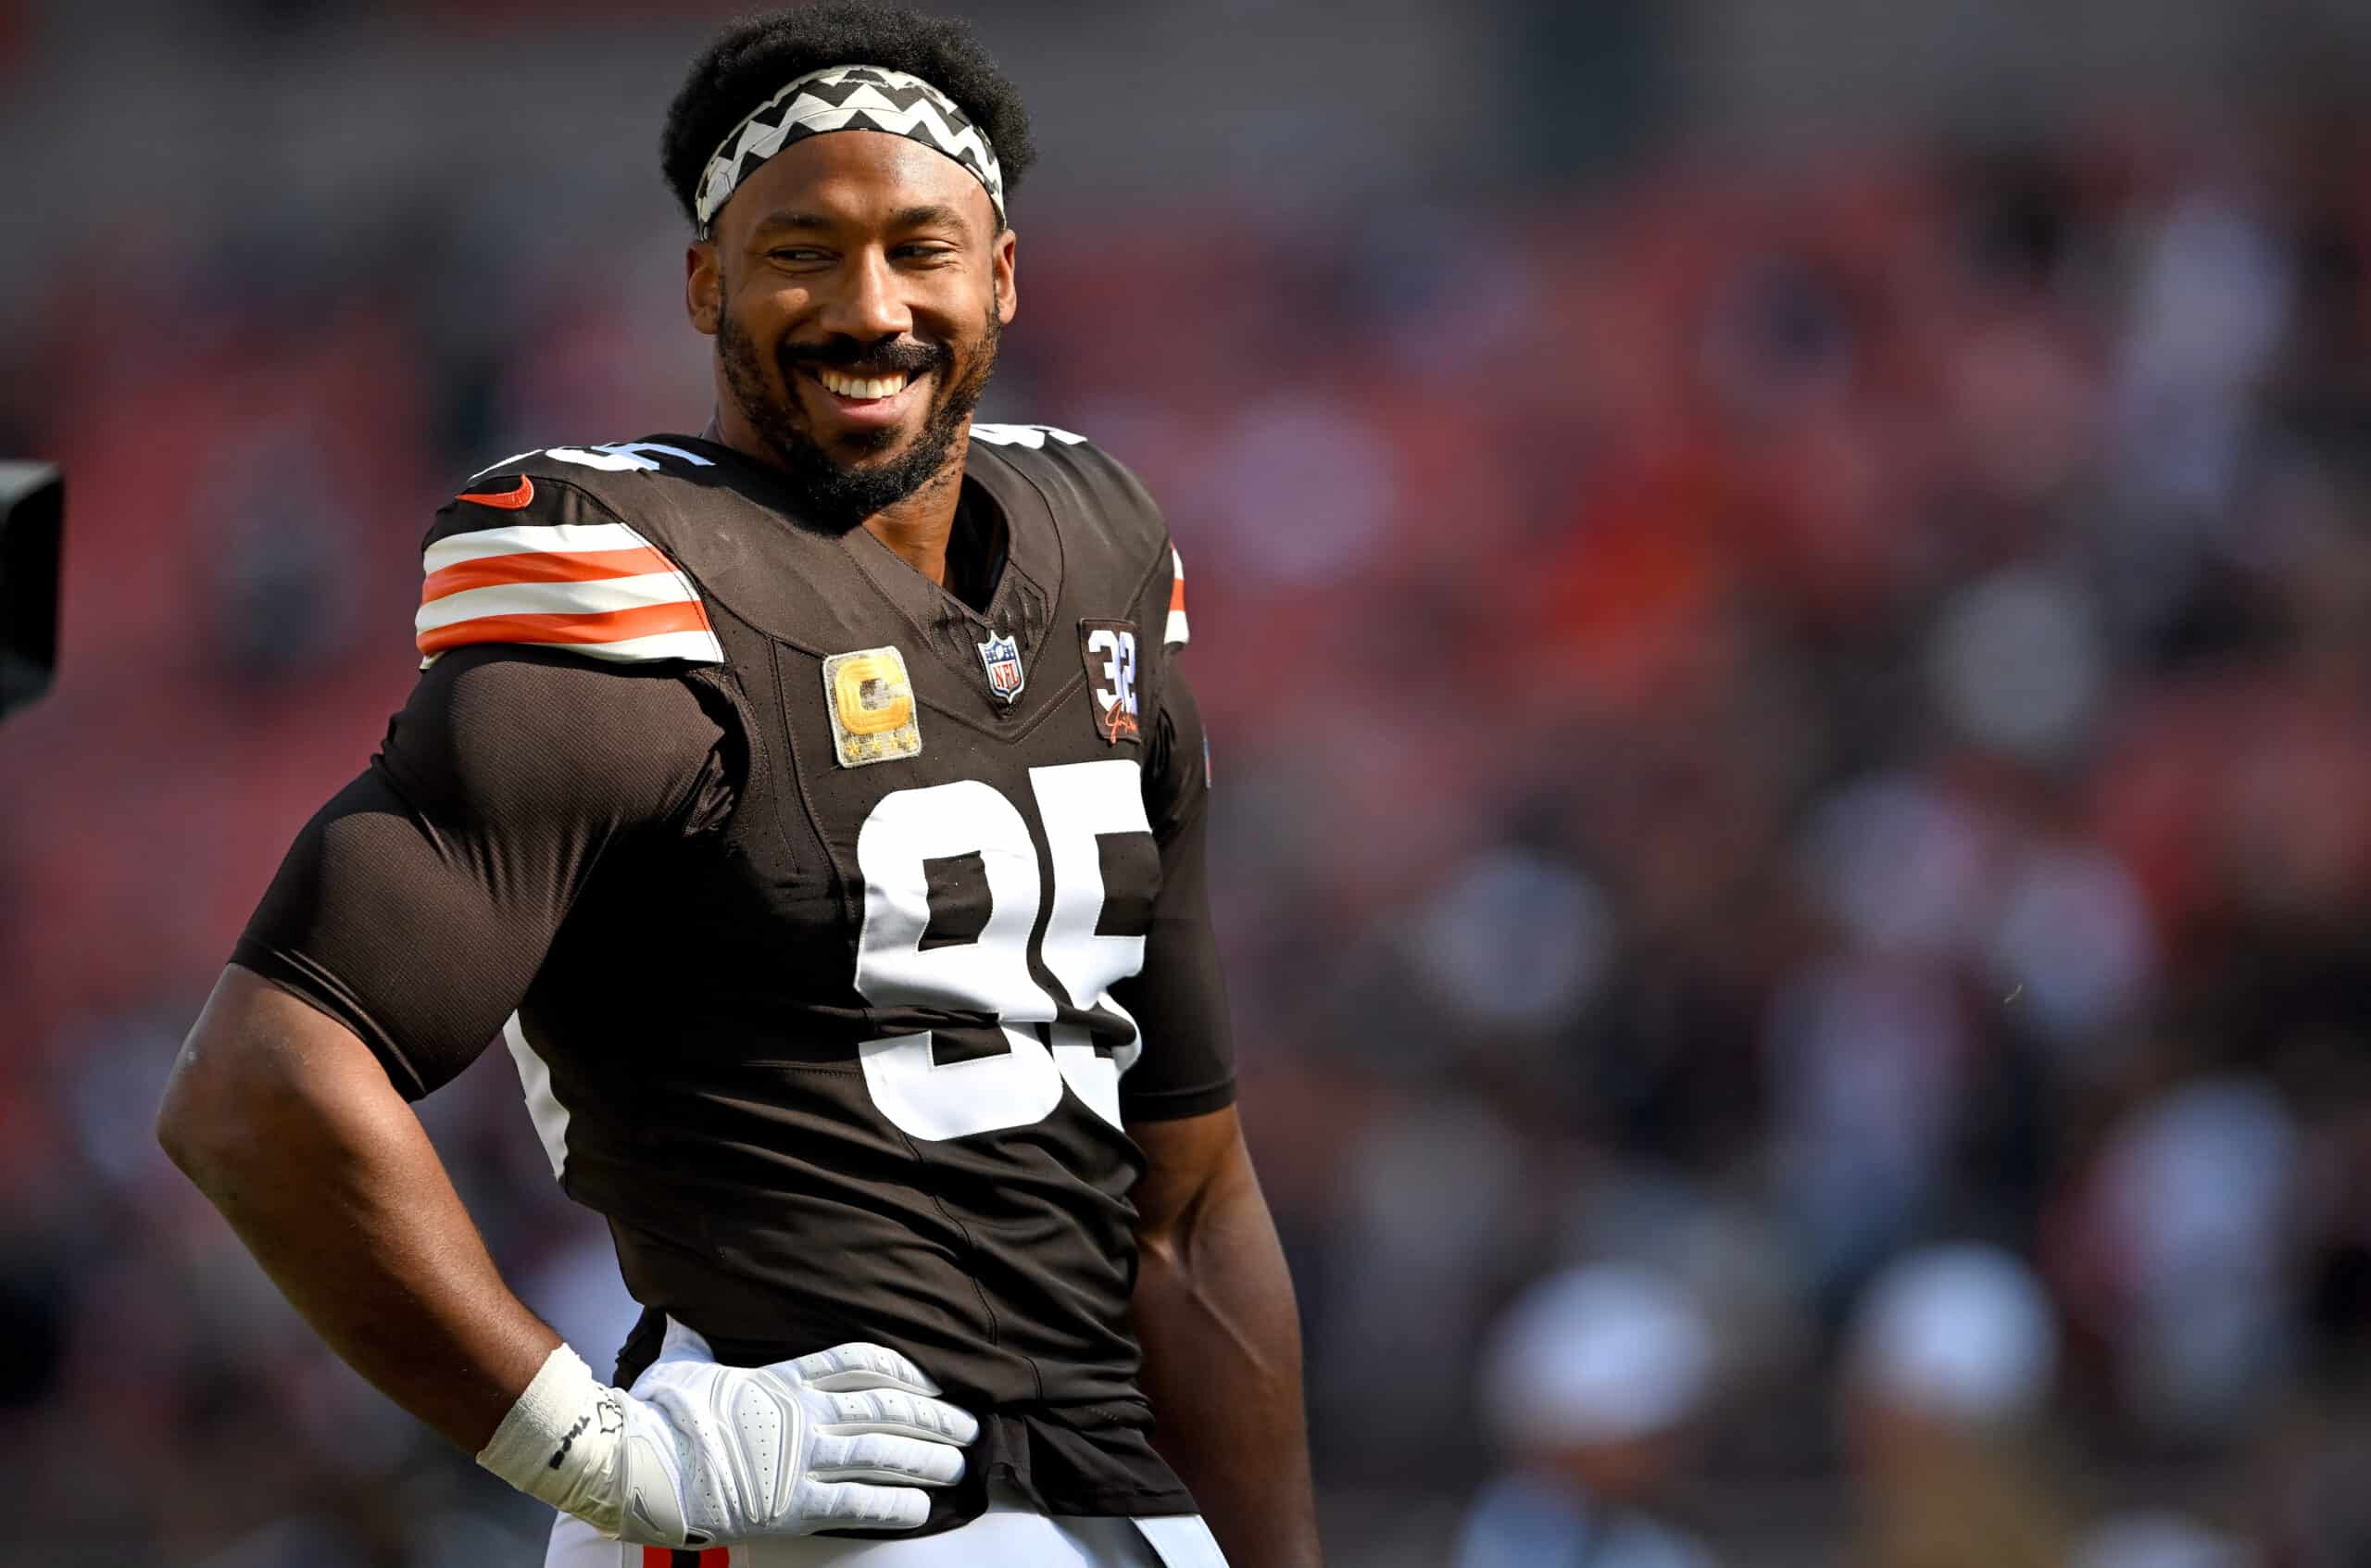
1135,1223,1183,1283
1132,1179,1202,1275
1135,1182,1223,1286
159,965,380,1194
156,1039,252,1191
155,1062,216,1183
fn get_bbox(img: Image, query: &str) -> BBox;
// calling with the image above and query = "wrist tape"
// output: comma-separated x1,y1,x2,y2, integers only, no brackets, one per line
476,1345,628,1535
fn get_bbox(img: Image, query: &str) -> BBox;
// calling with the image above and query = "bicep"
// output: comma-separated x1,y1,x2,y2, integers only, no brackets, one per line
1128,1104,1249,1244
1112,670,1234,1123
232,764,557,1098
232,646,727,1098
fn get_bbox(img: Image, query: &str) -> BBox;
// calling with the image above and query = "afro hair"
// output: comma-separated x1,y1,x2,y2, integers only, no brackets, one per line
661,3,1037,232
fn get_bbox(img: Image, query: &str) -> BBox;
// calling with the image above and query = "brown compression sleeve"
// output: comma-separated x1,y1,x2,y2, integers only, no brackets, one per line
232,645,732,1098
1114,669,1236,1121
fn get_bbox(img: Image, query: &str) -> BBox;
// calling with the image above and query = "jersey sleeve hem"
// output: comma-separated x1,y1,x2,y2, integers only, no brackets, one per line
228,940,432,1100
1118,1075,1237,1123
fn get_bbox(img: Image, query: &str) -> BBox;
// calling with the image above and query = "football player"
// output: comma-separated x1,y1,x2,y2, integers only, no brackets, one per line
154,6,1320,1565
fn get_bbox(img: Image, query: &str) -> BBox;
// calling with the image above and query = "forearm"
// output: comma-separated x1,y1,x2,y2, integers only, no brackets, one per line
159,965,558,1453
1133,1139,1321,1568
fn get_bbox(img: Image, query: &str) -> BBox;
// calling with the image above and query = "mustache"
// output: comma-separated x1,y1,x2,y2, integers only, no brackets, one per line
779,336,947,377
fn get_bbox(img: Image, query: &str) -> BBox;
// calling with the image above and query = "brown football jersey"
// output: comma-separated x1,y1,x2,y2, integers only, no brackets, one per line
233,427,1230,1530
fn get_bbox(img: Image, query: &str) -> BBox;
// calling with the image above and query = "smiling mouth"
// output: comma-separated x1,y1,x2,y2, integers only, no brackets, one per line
810,366,913,402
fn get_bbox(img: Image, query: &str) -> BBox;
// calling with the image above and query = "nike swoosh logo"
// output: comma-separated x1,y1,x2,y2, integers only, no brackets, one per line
456,476,534,509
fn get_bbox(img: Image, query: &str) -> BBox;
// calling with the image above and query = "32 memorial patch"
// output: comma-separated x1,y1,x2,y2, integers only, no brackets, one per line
1079,620,1140,744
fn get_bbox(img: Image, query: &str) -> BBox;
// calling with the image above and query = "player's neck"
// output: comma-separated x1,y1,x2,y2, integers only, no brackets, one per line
701,409,969,588
857,462,965,590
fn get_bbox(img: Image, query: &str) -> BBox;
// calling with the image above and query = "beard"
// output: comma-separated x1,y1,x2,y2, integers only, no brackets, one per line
718,300,1000,537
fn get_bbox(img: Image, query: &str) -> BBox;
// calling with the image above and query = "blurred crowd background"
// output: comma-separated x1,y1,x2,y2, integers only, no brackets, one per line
6,0,2371,1563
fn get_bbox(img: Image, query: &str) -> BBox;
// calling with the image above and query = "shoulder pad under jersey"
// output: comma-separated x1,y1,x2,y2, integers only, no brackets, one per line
414,443,725,669
968,423,1189,647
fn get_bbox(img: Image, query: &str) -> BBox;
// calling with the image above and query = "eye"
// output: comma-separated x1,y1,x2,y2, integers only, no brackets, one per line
768,247,830,265
893,245,957,265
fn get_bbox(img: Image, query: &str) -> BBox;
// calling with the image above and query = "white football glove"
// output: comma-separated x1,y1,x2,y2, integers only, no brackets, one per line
612,1319,980,1546
478,1323,979,1548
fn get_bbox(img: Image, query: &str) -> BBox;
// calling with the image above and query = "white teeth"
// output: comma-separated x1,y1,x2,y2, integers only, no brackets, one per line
818,369,910,400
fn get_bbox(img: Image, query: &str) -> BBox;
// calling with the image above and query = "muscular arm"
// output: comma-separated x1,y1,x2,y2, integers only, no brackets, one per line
157,966,558,1450
1131,1107,1322,1568
1115,651,1314,1561
157,646,729,1451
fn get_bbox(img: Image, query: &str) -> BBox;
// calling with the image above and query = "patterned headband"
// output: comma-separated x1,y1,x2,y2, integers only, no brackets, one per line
695,64,1006,234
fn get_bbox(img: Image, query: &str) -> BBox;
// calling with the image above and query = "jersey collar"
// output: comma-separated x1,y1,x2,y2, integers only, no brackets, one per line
656,431,1064,721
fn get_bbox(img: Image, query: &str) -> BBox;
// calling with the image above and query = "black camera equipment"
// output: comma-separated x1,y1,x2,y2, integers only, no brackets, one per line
0,463,62,722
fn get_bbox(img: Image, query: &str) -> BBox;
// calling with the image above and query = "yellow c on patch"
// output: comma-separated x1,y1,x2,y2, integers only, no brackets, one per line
822,646,922,768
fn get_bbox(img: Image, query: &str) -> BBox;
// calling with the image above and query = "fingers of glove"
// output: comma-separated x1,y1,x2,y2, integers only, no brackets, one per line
812,1387,982,1447
808,1431,967,1487
653,1315,718,1367
794,1478,932,1532
789,1341,943,1398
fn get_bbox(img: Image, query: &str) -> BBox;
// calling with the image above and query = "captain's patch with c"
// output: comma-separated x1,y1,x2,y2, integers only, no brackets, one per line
823,646,922,767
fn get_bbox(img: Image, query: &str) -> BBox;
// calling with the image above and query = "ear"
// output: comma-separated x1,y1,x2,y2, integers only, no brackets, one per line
685,239,721,337
993,227,1018,328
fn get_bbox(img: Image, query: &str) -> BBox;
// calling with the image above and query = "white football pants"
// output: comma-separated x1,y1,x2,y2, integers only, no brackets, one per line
544,1482,1229,1568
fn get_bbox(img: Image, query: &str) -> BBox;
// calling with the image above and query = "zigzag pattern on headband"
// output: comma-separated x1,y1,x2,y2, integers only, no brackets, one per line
695,64,1006,232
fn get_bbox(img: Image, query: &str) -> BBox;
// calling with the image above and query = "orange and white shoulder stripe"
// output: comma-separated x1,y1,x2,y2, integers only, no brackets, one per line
1165,546,1190,648
415,511,723,667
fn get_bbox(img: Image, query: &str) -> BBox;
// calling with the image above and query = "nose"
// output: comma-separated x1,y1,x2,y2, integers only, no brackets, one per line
819,245,912,345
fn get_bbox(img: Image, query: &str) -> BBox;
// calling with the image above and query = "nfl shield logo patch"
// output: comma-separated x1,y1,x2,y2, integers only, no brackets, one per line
976,631,1025,703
